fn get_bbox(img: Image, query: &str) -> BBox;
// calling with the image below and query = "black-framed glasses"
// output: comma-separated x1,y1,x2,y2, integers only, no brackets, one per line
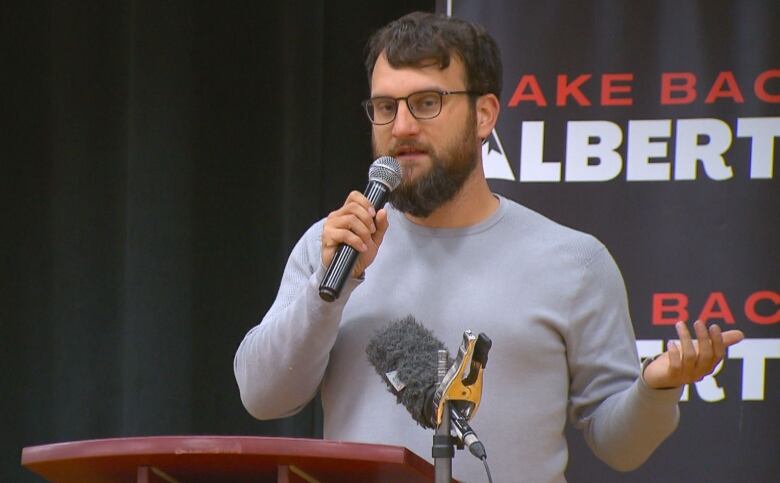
362,90,478,125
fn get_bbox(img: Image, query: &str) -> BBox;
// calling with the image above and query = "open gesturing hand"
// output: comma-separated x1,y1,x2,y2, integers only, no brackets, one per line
643,320,744,390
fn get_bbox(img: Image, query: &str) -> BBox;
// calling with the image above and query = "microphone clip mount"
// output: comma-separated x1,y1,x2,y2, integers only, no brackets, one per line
432,330,492,426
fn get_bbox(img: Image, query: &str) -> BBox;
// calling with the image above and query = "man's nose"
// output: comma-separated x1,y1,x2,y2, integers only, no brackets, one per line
391,100,421,138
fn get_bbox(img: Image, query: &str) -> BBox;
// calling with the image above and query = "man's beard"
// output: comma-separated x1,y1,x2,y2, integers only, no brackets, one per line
374,116,479,218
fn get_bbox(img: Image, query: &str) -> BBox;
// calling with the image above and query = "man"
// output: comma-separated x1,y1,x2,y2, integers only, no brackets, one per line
234,12,743,482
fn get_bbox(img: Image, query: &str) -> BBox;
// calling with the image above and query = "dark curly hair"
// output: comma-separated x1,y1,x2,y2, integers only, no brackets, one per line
365,12,502,99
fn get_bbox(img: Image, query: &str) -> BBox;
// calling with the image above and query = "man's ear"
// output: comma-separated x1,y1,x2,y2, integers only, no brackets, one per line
475,93,500,140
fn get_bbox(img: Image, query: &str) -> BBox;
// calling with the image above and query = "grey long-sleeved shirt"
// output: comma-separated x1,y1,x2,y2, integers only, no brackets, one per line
234,195,681,482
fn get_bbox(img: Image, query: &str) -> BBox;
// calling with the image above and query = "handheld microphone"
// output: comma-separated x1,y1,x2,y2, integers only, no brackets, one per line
366,316,489,460
319,156,402,302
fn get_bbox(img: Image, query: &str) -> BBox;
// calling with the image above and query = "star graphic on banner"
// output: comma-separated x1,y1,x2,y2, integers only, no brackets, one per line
482,129,515,180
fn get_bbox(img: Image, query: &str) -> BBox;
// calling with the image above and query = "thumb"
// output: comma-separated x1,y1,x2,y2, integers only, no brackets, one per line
372,208,390,247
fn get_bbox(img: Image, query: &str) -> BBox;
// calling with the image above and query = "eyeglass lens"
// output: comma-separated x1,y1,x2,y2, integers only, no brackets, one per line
367,91,443,124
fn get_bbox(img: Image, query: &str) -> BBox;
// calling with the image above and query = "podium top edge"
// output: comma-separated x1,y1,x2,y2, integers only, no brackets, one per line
21,435,424,466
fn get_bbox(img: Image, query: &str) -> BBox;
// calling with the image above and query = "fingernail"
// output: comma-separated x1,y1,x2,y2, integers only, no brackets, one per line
369,207,376,217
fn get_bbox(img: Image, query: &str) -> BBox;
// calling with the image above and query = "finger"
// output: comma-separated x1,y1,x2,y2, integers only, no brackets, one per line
324,227,368,252
328,192,376,228
693,320,714,376
675,321,697,377
345,190,377,218
322,214,368,250
709,324,726,366
667,340,681,377
336,200,377,235
326,196,377,237
331,212,374,241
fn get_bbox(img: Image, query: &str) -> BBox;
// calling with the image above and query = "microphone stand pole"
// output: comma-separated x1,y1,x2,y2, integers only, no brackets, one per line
433,350,454,483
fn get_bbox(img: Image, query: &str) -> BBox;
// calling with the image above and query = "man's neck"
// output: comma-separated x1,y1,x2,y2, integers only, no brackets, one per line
403,168,499,228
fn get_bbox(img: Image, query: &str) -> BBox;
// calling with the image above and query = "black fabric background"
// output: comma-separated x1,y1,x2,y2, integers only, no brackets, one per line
2,1,430,481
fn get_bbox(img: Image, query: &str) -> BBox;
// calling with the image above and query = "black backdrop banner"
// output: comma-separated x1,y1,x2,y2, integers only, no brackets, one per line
445,1,779,481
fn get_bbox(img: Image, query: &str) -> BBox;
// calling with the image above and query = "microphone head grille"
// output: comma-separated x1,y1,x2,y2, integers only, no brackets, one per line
368,156,402,191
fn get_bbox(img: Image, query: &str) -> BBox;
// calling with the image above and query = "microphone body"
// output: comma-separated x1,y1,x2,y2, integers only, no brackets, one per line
319,156,401,302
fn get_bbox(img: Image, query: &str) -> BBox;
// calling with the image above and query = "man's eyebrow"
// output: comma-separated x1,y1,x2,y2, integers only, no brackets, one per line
370,87,446,98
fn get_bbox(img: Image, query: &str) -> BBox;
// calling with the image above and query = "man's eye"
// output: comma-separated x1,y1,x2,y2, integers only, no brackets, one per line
414,95,439,109
374,100,395,112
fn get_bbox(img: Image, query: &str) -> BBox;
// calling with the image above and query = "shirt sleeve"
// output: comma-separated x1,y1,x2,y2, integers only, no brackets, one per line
233,220,363,420
565,244,682,471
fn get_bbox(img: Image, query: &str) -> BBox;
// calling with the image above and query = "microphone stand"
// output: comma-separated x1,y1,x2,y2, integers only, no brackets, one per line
433,350,454,483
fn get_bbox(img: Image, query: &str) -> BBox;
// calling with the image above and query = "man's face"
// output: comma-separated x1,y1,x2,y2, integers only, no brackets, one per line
370,54,480,217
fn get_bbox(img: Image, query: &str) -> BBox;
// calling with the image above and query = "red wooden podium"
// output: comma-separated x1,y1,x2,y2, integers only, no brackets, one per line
21,436,441,482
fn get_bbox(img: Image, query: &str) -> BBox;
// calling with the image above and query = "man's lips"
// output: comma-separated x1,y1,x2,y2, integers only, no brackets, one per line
391,146,429,159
